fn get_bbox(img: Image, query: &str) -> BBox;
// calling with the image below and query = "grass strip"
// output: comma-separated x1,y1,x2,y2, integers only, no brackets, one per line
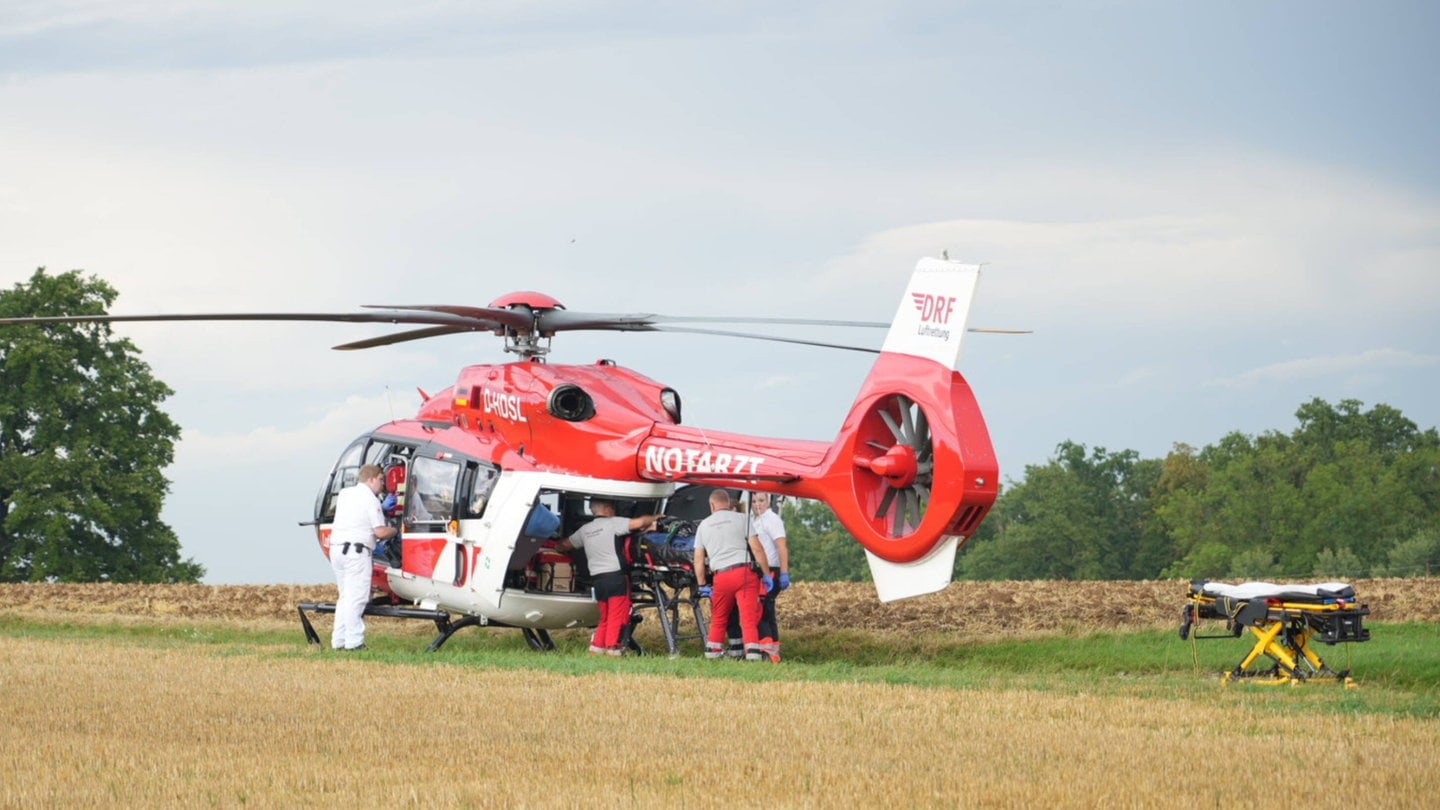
4,612,1436,718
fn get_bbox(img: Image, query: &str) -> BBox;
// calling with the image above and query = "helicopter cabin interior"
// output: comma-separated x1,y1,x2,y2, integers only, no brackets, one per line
504,485,741,595
316,434,685,597
502,489,673,595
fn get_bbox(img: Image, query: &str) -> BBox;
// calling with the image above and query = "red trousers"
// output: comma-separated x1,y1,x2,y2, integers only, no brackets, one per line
708,567,762,647
593,594,631,649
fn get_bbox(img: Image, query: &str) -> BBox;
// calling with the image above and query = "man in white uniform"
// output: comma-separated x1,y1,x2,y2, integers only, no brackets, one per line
725,492,789,661
329,463,397,651
749,491,789,660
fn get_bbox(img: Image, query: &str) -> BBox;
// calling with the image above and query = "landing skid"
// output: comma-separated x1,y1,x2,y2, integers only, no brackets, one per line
297,599,556,653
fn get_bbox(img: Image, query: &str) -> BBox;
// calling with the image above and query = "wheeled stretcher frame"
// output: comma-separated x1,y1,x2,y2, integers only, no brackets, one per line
1180,580,1369,686
627,550,709,658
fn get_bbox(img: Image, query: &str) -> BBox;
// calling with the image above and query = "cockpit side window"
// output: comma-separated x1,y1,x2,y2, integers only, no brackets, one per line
461,463,501,519
407,456,459,527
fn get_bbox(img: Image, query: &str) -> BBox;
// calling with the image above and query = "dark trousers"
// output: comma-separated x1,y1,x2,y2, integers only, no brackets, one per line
727,567,779,644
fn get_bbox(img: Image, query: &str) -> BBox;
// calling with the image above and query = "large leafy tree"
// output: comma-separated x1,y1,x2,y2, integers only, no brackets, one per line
957,442,1163,580
784,498,871,582
0,269,202,582
1155,398,1440,579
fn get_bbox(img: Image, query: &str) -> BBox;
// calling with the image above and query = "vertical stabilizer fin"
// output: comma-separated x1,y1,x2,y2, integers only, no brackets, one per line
866,536,960,602
880,259,982,371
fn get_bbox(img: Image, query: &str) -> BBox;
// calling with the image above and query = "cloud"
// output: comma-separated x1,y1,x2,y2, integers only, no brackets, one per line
808,158,1440,336
1204,348,1440,390
172,393,394,471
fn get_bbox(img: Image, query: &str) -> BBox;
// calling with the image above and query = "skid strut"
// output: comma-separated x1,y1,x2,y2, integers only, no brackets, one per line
298,599,556,653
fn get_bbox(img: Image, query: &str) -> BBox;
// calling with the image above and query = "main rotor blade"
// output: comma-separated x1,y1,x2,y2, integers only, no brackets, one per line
646,325,880,354
361,304,532,331
598,313,1028,334
332,325,472,351
651,314,890,329
537,310,890,332
0,310,493,328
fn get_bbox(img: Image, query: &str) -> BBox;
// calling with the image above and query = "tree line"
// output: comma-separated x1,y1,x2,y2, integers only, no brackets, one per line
787,398,1440,583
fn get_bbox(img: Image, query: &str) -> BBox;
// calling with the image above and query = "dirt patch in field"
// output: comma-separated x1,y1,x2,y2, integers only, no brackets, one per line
2,578,1434,635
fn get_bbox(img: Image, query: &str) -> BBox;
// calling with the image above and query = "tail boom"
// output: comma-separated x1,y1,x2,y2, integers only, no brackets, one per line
636,258,1001,599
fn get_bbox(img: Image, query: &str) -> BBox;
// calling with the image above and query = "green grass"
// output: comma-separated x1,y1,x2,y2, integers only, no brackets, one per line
5,613,1437,717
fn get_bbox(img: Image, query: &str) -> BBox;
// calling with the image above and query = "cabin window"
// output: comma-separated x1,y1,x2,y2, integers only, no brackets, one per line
407,456,459,527
461,463,501,519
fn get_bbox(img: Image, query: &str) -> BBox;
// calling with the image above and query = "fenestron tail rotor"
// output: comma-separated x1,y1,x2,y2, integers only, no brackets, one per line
856,394,934,538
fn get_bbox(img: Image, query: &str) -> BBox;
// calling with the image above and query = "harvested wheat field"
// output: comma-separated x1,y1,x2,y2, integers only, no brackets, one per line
3,580,1439,808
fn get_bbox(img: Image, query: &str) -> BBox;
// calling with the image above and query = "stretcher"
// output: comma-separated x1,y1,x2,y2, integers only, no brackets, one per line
1179,579,1370,687
624,525,708,657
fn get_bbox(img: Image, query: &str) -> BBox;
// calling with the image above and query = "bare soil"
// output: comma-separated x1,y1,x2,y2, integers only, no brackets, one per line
2,578,1434,635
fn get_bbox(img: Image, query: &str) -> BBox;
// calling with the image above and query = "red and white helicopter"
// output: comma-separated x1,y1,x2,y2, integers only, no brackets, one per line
4,257,1010,653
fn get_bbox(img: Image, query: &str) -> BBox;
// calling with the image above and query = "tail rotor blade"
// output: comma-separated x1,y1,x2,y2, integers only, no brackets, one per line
875,487,898,522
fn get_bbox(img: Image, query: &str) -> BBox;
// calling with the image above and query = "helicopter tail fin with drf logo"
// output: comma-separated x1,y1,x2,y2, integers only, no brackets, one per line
818,258,999,601
633,257,1000,602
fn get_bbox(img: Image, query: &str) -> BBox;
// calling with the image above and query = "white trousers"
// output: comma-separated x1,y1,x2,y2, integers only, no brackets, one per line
330,545,373,649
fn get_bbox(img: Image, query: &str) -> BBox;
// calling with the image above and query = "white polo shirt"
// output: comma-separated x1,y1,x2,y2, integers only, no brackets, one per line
331,483,386,550
750,509,786,570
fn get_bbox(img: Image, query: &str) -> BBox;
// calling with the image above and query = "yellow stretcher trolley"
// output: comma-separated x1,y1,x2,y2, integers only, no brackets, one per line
1179,580,1369,687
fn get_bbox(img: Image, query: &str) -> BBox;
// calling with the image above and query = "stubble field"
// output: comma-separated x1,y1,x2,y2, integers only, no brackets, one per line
3,579,1439,808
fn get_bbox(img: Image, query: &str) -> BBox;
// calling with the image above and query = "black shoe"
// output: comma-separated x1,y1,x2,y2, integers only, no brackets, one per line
345,644,369,651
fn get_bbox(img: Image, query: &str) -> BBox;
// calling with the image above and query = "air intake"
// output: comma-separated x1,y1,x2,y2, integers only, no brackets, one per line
547,384,595,421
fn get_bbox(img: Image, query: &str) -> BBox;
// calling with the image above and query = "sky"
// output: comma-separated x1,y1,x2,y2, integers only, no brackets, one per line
2,1,1437,585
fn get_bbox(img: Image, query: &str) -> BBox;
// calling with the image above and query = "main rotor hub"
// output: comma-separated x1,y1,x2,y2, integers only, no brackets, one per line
488,291,565,311
504,334,551,360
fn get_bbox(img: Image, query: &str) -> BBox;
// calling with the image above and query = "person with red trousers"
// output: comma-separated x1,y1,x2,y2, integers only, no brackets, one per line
555,497,659,655
694,488,772,661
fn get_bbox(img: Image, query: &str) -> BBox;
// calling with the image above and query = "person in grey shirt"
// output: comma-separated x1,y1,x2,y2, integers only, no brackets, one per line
694,489,771,661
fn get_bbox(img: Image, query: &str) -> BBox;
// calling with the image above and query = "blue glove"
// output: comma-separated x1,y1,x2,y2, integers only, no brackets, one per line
779,572,791,591
698,585,712,598
761,575,773,594
381,494,398,511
